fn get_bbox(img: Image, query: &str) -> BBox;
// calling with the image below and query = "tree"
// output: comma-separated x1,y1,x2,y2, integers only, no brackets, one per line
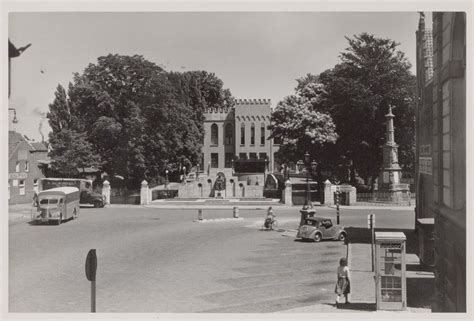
318,33,416,185
47,84,73,133
48,128,101,177
269,80,338,165
47,54,233,188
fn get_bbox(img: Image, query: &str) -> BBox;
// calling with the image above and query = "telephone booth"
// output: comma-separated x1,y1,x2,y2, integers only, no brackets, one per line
374,232,407,310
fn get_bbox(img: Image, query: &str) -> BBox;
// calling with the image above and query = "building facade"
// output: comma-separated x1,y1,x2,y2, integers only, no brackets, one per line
8,131,49,205
202,99,279,176
415,12,466,312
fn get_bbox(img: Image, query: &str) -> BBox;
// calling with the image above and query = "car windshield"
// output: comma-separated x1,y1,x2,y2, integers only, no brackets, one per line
39,198,59,205
305,220,317,226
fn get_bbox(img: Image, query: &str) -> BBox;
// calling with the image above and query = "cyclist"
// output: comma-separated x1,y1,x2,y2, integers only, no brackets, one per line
264,207,276,228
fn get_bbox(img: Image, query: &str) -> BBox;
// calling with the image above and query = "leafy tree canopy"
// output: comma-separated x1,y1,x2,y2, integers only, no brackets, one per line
269,75,338,165
317,33,416,184
47,54,233,188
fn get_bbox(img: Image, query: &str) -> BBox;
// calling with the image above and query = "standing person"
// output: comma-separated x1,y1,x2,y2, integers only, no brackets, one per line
32,192,38,207
334,257,350,307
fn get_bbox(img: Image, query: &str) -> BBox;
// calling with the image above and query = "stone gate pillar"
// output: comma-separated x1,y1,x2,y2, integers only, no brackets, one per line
323,179,333,205
140,180,150,205
283,179,292,206
102,180,111,205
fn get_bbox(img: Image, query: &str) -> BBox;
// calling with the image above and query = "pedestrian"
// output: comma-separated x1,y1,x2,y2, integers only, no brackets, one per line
334,257,350,307
32,192,38,207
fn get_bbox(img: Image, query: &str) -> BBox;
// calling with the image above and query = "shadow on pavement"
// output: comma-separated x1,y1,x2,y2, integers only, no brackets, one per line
335,302,376,311
345,227,418,253
346,227,433,310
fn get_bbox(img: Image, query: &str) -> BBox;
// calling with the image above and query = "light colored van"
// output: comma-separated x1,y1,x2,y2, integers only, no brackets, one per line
34,187,80,225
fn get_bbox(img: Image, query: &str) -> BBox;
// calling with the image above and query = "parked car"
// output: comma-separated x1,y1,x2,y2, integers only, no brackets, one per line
80,190,105,208
296,217,347,242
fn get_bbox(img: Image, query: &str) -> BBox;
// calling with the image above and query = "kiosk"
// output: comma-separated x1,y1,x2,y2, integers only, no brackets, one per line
374,232,407,310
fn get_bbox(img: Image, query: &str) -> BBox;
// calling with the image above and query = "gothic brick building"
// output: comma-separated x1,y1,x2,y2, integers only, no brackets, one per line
202,98,279,177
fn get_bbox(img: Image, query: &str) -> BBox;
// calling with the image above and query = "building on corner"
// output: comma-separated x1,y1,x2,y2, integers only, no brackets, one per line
8,131,50,205
415,12,466,312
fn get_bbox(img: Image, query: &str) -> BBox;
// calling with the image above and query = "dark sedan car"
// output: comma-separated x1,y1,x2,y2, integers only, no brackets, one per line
296,217,347,242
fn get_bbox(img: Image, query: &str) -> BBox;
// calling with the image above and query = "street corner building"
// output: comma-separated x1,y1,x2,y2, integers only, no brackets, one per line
202,98,280,179
415,12,466,312
8,130,50,205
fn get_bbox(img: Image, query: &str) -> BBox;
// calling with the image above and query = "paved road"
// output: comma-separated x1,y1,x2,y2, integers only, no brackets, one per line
9,205,414,313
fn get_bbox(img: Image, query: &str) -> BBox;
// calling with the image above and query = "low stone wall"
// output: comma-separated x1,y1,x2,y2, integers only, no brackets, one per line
177,177,265,199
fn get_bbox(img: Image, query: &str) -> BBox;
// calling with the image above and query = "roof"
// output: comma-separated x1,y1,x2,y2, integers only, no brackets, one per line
9,131,33,160
31,142,48,151
374,232,406,241
78,167,100,173
38,186,80,195
9,131,49,160
306,217,329,222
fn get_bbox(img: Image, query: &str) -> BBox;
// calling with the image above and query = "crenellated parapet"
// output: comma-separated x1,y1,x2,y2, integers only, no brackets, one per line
235,115,271,121
235,98,271,105
203,106,234,114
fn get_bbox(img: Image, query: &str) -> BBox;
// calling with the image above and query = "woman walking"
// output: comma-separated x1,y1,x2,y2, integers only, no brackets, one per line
335,257,350,308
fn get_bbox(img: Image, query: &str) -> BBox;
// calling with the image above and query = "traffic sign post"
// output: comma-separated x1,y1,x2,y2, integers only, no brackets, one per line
367,214,375,272
85,249,97,312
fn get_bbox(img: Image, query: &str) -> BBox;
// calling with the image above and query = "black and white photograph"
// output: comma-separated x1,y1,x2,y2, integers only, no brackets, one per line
2,0,471,319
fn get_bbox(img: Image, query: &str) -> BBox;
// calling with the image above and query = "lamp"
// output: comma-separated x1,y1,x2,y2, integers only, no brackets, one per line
9,108,18,124
299,151,316,226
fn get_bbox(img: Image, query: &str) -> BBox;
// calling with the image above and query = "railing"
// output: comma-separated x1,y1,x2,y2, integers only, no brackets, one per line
110,188,140,204
355,192,416,206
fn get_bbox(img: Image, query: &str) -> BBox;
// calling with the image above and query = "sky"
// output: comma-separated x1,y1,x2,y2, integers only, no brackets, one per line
7,11,427,142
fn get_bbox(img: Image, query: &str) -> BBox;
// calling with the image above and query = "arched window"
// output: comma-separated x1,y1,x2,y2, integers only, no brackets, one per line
240,123,245,145
211,123,218,146
250,123,255,145
260,123,265,145
225,123,233,145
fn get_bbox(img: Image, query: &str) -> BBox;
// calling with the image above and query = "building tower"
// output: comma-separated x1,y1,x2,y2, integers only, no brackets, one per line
377,105,409,201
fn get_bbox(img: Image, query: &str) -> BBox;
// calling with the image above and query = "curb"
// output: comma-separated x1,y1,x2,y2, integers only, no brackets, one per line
193,217,244,223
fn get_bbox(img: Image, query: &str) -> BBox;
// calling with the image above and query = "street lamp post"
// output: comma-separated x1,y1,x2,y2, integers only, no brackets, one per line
165,169,169,187
284,164,290,181
299,151,316,226
335,186,341,224
8,108,18,124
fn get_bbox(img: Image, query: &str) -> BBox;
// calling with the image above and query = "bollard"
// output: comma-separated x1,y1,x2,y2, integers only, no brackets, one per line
233,206,239,218
344,237,350,264
198,209,203,220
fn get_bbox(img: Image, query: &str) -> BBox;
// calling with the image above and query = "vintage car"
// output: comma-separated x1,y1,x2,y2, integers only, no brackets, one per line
296,217,347,242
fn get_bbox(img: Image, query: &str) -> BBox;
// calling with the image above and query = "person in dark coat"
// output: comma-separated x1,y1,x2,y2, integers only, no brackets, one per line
334,257,350,307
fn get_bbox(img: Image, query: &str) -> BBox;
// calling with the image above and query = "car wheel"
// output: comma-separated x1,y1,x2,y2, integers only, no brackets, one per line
94,202,100,208
339,232,347,241
314,233,322,242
